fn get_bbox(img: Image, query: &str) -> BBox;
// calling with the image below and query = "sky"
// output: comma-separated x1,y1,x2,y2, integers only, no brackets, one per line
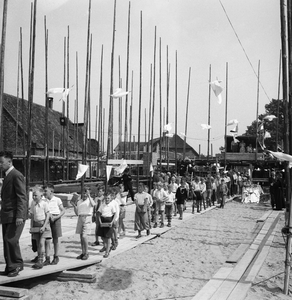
1,0,281,156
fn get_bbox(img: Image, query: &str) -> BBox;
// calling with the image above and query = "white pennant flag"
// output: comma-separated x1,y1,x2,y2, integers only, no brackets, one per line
210,80,223,104
179,132,186,138
264,131,271,139
230,125,238,133
201,124,212,130
267,150,292,163
75,163,89,180
164,123,172,132
110,88,130,98
263,115,277,121
227,119,239,126
115,160,128,175
106,165,113,182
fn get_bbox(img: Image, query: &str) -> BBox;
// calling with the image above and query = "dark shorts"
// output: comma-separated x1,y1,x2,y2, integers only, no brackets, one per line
50,216,62,239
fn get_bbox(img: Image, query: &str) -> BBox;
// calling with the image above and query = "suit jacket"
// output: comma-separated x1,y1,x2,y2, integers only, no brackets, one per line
1,168,28,224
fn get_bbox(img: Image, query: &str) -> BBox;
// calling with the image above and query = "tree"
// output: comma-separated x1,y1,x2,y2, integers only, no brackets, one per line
244,99,284,151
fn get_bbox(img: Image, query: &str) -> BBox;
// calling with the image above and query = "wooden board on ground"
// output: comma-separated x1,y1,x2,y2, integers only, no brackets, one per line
256,210,272,223
0,257,102,285
0,297,30,300
0,286,28,298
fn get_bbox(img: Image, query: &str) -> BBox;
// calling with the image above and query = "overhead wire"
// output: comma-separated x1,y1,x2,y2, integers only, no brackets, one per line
219,0,271,102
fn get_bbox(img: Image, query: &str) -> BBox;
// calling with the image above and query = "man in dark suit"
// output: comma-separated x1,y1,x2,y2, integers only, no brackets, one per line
0,151,27,277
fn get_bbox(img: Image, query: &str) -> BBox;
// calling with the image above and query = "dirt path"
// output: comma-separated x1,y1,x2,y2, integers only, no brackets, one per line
8,198,287,300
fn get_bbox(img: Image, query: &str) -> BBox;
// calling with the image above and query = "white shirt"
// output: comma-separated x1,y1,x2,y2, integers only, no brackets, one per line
99,202,116,218
135,192,149,205
111,198,120,222
77,197,94,216
46,195,63,215
166,191,175,204
30,200,49,222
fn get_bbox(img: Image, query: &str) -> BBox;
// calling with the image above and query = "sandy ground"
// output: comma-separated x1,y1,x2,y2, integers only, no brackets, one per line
5,198,292,300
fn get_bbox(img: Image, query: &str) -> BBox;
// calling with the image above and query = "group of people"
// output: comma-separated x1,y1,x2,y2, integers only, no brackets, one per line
0,151,64,277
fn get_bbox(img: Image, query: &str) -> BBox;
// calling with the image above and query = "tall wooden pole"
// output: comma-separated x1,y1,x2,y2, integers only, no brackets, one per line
207,64,211,160
26,0,37,193
75,51,79,158
147,64,152,171
107,0,117,158
137,11,142,185
98,45,103,175
118,56,122,156
283,0,292,293
44,16,49,183
276,51,281,151
159,37,162,167
20,28,25,156
66,26,70,180
15,41,20,155
124,1,131,158
183,67,191,160
88,34,93,178
150,27,157,170
175,51,178,172
82,0,92,191
224,62,228,167
129,71,133,159
0,0,8,151
255,61,260,163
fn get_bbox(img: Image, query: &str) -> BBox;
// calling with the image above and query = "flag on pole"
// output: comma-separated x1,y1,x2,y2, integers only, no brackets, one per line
230,125,238,133
106,165,113,182
210,80,223,104
115,160,128,175
163,123,172,133
75,163,89,180
263,115,277,121
227,119,239,126
201,124,212,130
110,88,130,98
150,163,154,177
267,150,292,163
165,133,174,137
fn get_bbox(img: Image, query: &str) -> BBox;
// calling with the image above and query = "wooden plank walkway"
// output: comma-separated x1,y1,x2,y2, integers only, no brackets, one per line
192,210,282,300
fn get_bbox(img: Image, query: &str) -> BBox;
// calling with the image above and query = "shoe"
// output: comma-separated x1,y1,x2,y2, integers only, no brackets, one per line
136,234,142,238
0,270,8,276
32,262,43,269
153,223,157,228
160,223,164,228
7,266,23,277
91,241,100,246
30,256,38,263
50,256,59,265
76,254,84,259
103,252,110,258
81,253,89,260
99,247,106,253
179,217,182,220
146,229,150,235
43,257,51,266
120,231,126,236
173,213,177,216
111,244,117,251
167,223,171,227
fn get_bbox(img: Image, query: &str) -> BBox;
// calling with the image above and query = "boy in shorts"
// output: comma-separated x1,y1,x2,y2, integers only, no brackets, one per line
29,186,52,269
43,183,65,265
71,187,95,260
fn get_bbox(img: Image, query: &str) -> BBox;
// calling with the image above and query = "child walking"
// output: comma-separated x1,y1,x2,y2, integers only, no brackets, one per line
92,185,105,246
117,184,128,237
219,179,228,208
71,187,95,260
165,184,175,227
97,193,116,258
29,186,52,269
134,183,151,238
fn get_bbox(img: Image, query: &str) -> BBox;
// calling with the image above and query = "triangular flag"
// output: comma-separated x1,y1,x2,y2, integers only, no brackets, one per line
267,150,292,162
106,165,113,182
165,133,174,137
179,132,186,138
227,119,239,126
163,123,172,132
47,87,67,94
110,88,130,98
263,115,277,121
230,125,238,133
150,163,154,177
264,131,271,139
210,80,223,104
76,163,89,180
115,160,128,175
201,124,211,130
